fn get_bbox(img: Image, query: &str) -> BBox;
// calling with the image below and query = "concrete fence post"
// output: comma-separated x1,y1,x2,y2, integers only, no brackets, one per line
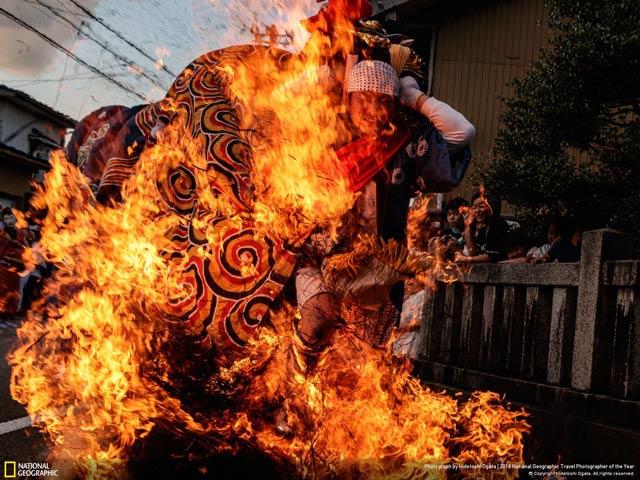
571,229,633,392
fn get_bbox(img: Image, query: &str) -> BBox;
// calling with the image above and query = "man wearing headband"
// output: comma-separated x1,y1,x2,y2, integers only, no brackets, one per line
344,59,475,163
279,60,475,435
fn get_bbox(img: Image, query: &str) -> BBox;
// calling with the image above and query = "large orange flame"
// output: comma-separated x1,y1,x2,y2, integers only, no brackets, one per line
8,2,530,478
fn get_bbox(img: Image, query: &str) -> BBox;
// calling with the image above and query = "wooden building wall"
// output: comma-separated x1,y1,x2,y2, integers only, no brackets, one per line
428,0,549,199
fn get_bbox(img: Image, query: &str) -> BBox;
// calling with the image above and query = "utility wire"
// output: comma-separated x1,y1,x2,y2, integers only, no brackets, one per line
2,72,129,85
0,7,147,101
30,0,167,90
24,0,89,20
54,27,79,108
68,0,176,77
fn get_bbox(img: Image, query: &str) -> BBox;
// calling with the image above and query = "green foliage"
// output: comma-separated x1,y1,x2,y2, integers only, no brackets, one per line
484,0,640,242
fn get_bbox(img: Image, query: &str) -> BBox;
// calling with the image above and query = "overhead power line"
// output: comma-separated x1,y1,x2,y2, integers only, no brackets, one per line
0,7,147,101
31,0,167,90
24,0,89,20
68,0,176,78
2,72,129,85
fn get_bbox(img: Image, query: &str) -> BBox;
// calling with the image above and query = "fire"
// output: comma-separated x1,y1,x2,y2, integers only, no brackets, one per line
9,149,204,477
8,1,530,478
180,310,530,478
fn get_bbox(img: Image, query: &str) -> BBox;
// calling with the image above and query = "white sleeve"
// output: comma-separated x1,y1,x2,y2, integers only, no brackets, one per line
399,76,476,150
421,96,476,148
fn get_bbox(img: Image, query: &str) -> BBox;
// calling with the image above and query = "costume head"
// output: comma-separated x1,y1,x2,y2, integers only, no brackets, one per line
346,60,400,137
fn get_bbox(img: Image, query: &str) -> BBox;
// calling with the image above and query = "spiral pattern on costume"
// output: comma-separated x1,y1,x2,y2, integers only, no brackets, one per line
156,164,197,215
150,46,300,353
207,134,251,172
241,294,272,327
191,69,227,100
187,210,224,247
171,64,197,96
203,222,273,299
201,102,240,135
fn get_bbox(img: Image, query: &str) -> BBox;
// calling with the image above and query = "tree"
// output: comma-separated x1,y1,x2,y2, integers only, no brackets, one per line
484,0,640,241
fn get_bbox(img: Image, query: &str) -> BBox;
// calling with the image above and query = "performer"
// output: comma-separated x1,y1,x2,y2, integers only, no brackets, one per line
62,3,472,373
288,59,475,382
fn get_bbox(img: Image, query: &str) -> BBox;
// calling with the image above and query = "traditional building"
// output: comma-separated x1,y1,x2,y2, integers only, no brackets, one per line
373,0,550,198
0,85,75,210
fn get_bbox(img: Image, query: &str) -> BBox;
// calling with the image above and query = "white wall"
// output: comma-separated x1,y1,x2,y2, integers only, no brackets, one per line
0,101,66,154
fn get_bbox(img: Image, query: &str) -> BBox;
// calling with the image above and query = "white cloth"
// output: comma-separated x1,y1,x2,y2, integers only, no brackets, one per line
398,76,424,108
347,60,400,97
399,76,476,151
393,290,426,359
422,97,476,151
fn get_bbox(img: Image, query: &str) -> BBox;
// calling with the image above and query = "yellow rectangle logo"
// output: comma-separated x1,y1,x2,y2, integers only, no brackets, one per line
4,461,16,478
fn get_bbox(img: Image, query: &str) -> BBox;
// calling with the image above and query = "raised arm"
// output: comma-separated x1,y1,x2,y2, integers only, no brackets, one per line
399,76,476,152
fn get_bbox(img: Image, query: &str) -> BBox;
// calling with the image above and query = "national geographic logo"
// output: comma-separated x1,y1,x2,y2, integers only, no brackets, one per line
3,462,15,478
3,461,58,478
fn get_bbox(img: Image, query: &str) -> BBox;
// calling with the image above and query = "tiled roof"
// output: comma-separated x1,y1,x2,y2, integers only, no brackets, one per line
0,85,77,128
0,141,50,170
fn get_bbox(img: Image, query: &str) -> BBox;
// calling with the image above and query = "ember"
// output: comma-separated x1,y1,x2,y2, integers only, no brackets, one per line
8,1,530,478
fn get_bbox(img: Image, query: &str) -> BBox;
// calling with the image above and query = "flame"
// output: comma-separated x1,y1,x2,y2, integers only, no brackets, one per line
205,0,318,52
8,1,529,478
183,308,530,479
9,148,205,477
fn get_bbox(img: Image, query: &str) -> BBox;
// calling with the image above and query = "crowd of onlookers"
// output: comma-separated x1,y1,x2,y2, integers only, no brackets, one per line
397,192,584,358
409,192,583,265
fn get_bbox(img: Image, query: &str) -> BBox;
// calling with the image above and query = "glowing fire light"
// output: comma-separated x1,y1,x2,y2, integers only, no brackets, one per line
8,1,530,478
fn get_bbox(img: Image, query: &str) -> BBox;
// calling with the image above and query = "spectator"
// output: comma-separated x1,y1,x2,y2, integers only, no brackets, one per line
0,208,23,316
442,197,468,247
455,192,510,264
526,219,559,262
502,218,529,262
1,207,18,240
533,217,582,263
16,213,46,313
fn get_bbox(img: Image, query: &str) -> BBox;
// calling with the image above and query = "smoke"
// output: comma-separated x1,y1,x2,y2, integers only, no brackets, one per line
0,0,100,77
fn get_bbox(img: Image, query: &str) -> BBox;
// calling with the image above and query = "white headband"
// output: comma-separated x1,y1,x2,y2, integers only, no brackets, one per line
346,60,400,97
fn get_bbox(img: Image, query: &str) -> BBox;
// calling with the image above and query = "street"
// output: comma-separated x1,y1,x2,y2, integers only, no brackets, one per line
0,321,48,467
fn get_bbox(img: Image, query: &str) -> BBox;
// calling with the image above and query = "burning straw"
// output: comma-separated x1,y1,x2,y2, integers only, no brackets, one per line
7,140,530,480
8,2,529,477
